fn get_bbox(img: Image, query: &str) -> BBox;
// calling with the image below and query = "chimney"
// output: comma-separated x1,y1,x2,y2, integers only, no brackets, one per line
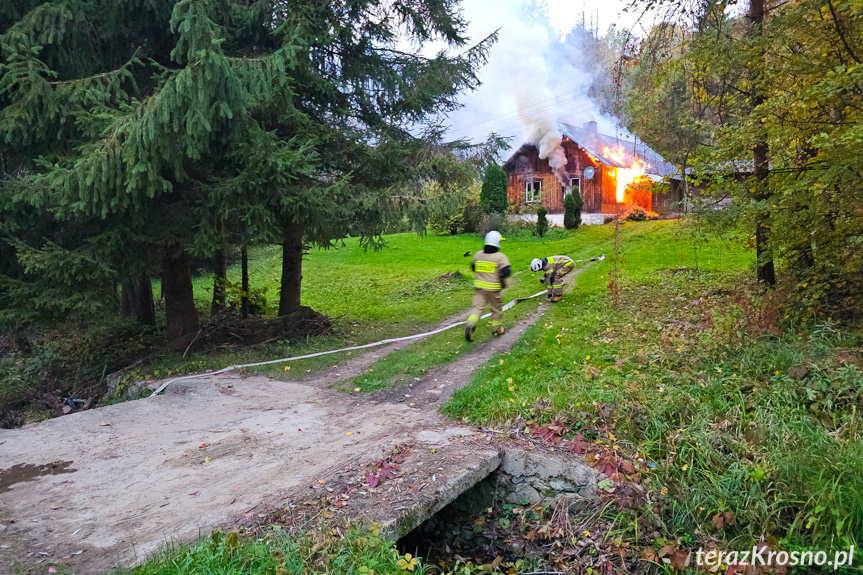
583,121,598,133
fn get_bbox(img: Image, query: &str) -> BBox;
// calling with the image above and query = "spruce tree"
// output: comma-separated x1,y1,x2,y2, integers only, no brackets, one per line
480,164,508,214
564,192,582,230
1,0,497,339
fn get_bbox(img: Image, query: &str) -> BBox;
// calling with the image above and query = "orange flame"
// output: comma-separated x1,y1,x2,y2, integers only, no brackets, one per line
601,145,652,202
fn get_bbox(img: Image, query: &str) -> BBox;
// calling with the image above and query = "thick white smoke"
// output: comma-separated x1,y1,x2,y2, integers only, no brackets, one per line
443,0,641,176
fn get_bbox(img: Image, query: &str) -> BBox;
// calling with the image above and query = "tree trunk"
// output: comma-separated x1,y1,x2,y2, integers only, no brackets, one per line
750,0,775,287
162,250,198,342
211,245,227,313
278,223,304,316
121,277,156,325
240,246,250,319
753,140,775,286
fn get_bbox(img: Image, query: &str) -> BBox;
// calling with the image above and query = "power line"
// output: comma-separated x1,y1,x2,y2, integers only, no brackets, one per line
452,88,593,135
456,101,597,139
454,100,602,141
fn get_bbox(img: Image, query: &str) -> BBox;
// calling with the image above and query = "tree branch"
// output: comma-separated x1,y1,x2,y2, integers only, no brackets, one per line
825,0,861,64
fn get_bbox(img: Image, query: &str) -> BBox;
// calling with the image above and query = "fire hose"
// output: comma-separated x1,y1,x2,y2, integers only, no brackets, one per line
149,254,605,396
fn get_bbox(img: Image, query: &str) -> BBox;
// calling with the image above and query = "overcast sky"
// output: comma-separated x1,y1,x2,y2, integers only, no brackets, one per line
440,0,654,147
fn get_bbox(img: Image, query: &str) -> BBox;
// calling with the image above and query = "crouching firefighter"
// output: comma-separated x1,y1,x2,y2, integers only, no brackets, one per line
530,255,575,302
466,231,511,342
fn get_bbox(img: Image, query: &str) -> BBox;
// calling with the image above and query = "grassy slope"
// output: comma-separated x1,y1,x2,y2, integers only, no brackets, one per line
443,221,863,560
111,220,862,574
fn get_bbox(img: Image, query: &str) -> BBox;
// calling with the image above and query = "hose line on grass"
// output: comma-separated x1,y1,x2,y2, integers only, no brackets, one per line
149,254,605,396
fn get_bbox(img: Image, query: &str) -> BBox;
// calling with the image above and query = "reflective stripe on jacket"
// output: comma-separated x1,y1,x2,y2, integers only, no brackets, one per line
543,255,574,275
472,251,510,290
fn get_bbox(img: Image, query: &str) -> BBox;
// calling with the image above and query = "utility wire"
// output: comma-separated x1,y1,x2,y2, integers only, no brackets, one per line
455,100,601,141
453,88,593,135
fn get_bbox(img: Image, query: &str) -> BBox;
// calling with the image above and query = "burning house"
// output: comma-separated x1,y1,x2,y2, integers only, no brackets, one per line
503,121,683,216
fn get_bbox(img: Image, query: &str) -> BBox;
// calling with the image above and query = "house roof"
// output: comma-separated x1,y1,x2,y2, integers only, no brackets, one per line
503,121,680,180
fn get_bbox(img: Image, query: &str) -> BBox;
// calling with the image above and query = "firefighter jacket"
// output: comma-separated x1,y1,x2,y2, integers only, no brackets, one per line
541,255,574,276
471,250,511,291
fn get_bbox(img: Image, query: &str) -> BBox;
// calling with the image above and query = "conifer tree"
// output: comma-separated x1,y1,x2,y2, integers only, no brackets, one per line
480,164,508,214
536,206,548,238
564,192,582,230
1,0,497,338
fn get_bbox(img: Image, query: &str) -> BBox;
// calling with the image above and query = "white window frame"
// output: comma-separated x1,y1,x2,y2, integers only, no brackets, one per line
525,179,542,203
565,177,581,197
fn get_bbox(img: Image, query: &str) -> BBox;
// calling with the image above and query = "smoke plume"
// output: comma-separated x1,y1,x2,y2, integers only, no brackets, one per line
442,0,640,178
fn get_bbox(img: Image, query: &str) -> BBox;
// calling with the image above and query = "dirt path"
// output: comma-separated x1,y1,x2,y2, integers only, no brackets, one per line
0,279,575,574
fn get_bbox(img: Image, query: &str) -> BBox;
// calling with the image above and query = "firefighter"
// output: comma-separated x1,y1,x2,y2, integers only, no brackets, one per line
530,255,575,302
466,231,511,342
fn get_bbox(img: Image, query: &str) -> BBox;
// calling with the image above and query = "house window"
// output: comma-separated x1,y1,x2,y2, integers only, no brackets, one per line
525,179,542,203
565,177,581,197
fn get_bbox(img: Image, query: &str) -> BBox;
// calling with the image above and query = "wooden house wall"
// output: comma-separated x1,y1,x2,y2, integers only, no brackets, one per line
652,179,684,215
506,141,604,214
600,166,618,214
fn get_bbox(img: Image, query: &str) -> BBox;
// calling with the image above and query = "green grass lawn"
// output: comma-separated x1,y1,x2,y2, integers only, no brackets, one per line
137,226,620,382
442,221,863,567
193,227,613,327
109,219,863,574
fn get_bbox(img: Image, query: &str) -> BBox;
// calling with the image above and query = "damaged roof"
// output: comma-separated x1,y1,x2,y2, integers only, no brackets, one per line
504,121,680,180
559,122,678,178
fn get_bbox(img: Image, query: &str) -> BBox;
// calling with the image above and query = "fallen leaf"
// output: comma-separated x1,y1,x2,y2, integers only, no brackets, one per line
203,457,212,463
354,387,361,392
198,443,209,448
345,432,352,436
189,491,199,496
670,550,688,569
284,366,290,371
659,545,674,557
48,568,57,574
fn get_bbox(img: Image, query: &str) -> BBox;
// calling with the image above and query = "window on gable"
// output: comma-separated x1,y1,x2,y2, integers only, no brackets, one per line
525,179,542,203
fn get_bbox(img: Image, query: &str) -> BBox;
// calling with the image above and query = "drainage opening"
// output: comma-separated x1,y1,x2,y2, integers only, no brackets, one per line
397,473,544,573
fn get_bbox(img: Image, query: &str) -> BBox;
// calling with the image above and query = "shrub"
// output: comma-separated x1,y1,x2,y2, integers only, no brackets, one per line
536,206,548,238
480,164,508,214
621,205,659,221
477,213,506,238
564,192,583,229
461,195,483,233
428,184,482,235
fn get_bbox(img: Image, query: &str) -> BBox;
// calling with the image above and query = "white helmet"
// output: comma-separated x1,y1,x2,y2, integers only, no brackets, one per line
530,258,543,272
484,230,503,247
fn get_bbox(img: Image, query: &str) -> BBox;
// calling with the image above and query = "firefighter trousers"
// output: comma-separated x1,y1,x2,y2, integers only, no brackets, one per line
468,289,503,329
546,268,572,297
